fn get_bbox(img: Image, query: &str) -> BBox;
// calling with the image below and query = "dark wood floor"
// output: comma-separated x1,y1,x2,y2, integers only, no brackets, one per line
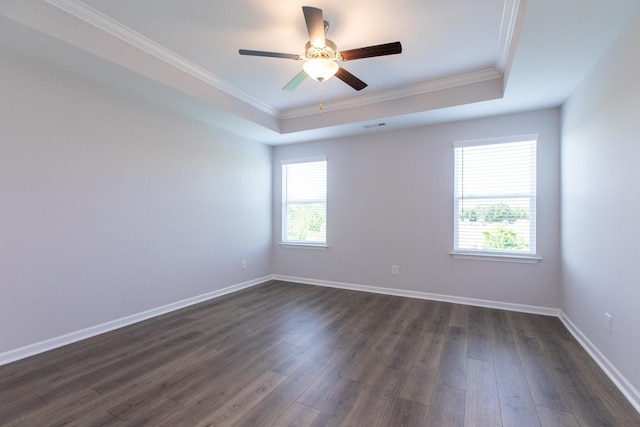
2,280,639,426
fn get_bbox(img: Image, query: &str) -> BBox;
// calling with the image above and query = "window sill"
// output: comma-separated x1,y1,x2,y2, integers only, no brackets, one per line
279,242,329,250
450,251,541,264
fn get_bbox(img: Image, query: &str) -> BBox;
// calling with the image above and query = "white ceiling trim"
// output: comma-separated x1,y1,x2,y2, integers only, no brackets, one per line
279,67,503,119
496,0,524,87
44,0,279,117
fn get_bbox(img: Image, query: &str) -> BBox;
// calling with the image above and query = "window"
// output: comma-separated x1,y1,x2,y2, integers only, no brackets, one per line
453,136,537,258
282,158,327,245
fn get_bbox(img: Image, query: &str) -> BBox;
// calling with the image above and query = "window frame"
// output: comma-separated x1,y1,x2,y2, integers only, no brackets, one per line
451,135,541,263
280,157,328,248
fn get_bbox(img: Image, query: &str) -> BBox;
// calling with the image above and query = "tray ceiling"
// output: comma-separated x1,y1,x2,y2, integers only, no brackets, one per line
1,0,639,143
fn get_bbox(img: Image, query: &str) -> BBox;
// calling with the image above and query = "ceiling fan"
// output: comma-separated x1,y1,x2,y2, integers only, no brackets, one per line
239,6,402,91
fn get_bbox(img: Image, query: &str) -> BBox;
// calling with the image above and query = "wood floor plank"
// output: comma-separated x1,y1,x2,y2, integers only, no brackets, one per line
170,330,280,389
246,295,342,341
0,393,48,425
403,298,438,332
0,364,61,393
223,296,321,343
104,346,219,420
529,315,574,347
271,402,320,427
614,418,640,427
88,330,209,395
449,303,470,328
399,331,445,406
113,397,183,426
560,340,640,423
297,333,374,410
189,371,286,427
488,309,515,348
317,293,386,350
359,296,409,337
284,304,349,347
465,358,502,427
425,302,453,335
535,405,580,427
539,335,636,424
385,326,424,372
426,384,466,427
344,368,408,427
506,311,538,339
493,344,541,427
467,306,494,362
13,386,119,426
36,330,204,403
7,326,137,375
168,338,295,407
271,339,327,376
539,335,592,398
231,344,343,427
294,306,365,350
53,410,124,426
347,323,406,385
513,334,571,412
308,378,370,427
436,325,468,391
564,391,619,426
388,398,430,427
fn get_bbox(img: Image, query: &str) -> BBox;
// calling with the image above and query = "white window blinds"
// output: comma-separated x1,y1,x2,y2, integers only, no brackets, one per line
454,137,537,255
282,159,327,244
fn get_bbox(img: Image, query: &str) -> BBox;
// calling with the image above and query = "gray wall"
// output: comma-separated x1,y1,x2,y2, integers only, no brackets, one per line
562,13,640,396
0,49,273,353
273,108,562,309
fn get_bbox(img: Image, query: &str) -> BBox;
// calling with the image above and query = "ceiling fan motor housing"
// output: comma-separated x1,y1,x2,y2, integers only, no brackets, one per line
305,39,339,60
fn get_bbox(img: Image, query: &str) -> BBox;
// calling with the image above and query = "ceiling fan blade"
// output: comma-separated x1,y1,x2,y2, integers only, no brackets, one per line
302,6,326,48
335,67,367,91
340,41,402,61
239,49,302,60
283,70,309,90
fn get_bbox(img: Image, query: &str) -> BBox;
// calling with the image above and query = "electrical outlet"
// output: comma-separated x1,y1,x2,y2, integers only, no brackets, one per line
605,312,612,334
391,265,399,275
241,260,247,270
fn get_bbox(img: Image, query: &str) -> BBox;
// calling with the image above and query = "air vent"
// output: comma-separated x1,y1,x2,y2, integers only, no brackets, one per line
363,123,387,129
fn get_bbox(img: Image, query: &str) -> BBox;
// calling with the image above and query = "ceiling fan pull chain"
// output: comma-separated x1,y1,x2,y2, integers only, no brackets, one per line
319,80,323,116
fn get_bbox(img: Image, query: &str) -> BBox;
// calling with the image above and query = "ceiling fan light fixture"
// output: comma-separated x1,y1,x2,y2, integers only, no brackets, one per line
303,58,339,82
239,6,402,92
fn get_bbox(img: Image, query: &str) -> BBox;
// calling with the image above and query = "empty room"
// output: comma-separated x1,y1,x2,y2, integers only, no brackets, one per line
1,1,639,426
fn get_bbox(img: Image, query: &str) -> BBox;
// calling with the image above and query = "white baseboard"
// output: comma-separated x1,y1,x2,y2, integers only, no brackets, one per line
273,275,560,316
559,312,640,414
0,276,271,367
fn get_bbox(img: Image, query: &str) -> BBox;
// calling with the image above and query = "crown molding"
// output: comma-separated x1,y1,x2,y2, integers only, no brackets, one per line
44,0,279,117
279,67,503,120
497,0,525,87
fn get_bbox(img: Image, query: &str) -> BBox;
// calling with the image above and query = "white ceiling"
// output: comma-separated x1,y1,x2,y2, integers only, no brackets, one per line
1,0,639,144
